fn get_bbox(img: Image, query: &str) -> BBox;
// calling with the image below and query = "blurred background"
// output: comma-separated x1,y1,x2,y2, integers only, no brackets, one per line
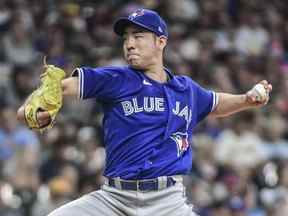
0,0,287,215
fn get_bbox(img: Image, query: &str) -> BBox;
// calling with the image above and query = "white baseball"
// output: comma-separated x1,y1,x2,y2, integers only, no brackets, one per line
253,83,267,101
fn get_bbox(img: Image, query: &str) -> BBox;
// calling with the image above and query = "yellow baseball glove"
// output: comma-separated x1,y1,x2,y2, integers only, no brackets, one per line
24,58,66,132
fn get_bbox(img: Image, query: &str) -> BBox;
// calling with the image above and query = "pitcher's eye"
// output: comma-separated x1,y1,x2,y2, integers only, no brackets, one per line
134,33,145,40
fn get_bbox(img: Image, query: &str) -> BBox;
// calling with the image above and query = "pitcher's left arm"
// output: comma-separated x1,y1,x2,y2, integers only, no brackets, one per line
210,80,272,118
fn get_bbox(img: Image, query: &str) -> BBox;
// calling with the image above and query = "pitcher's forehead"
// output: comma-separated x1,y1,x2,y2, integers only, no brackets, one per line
122,24,152,35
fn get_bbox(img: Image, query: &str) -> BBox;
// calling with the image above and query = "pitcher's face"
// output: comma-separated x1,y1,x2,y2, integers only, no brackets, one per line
122,25,164,70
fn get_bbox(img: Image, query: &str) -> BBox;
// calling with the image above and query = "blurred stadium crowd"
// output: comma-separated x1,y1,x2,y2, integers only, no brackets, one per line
0,0,288,215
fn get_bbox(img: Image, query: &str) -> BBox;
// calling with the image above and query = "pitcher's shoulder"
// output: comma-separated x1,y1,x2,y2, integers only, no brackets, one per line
172,75,196,89
101,65,142,79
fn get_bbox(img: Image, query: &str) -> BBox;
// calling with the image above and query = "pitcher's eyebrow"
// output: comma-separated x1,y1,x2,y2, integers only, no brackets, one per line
123,29,148,37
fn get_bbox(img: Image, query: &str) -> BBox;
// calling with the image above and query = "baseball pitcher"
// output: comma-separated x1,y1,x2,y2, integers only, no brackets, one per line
17,9,272,216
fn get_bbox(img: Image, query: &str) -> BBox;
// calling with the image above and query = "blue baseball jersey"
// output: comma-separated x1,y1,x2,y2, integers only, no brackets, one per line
73,66,218,180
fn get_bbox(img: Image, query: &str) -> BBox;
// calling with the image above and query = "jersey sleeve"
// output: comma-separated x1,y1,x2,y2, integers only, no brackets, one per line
192,81,218,123
71,66,128,101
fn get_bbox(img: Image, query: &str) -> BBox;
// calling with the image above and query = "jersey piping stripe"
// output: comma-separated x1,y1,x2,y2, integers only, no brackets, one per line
211,92,219,112
80,68,84,99
70,68,82,100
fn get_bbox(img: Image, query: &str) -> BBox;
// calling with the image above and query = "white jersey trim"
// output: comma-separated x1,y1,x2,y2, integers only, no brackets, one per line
211,91,219,112
71,68,84,100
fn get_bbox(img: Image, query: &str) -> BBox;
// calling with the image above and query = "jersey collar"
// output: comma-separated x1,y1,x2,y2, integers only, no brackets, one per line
128,66,189,91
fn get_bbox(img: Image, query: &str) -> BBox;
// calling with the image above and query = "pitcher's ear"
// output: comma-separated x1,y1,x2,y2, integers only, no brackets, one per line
158,36,167,49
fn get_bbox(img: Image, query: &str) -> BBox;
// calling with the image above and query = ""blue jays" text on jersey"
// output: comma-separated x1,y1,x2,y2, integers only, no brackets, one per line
121,97,192,124
72,66,218,179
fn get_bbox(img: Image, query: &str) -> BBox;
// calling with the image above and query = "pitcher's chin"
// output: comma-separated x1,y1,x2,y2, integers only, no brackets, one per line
128,61,144,70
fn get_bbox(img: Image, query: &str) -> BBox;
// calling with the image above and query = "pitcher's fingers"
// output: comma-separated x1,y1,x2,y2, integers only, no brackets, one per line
267,84,272,92
37,111,51,127
260,80,268,85
37,111,50,120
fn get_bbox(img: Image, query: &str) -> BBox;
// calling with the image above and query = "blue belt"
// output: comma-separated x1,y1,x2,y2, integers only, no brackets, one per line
107,176,176,191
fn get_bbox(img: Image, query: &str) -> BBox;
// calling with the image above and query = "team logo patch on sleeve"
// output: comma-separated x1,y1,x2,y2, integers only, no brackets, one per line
170,132,189,157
